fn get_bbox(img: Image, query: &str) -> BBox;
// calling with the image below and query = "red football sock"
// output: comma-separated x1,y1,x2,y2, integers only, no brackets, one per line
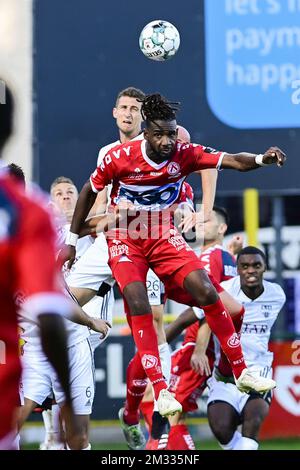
218,306,245,376
167,424,195,450
124,353,148,425
203,300,246,379
131,314,167,399
140,401,154,433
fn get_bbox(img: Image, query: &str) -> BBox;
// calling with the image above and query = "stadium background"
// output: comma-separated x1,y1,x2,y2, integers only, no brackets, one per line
1,0,299,448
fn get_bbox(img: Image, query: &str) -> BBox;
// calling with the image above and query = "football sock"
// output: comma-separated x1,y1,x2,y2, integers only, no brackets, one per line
218,307,245,376
167,424,195,450
131,314,167,400
219,431,242,450
124,353,147,425
202,299,246,379
140,401,154,432
158,342,171,385
233,436,259,450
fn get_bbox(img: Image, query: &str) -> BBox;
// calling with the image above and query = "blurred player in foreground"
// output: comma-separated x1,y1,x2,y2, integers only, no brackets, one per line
0,81,78,449
207,247,286,450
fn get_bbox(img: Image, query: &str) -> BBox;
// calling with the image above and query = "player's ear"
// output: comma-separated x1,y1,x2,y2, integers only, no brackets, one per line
219,223,227,236
143,127,149,141
112,107,117,119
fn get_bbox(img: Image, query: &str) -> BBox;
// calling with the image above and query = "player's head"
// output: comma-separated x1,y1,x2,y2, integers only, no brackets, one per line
237,246,266,289
50,176,78,216
177,125,191,144
142,93,179,161
113,87,145,139
0,80,13,155
204,206,229,244
7,163,25,187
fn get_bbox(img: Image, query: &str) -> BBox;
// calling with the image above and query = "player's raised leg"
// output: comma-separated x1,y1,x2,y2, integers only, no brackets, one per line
182,269,276,392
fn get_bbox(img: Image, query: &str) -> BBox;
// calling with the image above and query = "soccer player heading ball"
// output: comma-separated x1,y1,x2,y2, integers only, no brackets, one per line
66,92,286,417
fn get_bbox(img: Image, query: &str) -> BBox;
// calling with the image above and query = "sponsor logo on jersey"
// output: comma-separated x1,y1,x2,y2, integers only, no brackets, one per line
167,162,180,176
150,172,163,176
242,323,268,334
168,233,188,251
150,291,158,298
261,304,272,317
224,265,237,277
133,379,148,387
227,333,241,348
203,146,219,154
117,179,184,210
134,168,141,173
109,243,129,259
142,354,158,370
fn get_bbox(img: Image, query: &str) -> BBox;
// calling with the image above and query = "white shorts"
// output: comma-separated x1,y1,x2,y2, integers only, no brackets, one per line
67,234,114,291
83,291,114,352
206,371,272,414
147,269,164,306
206,375,249,415
21,339,95,415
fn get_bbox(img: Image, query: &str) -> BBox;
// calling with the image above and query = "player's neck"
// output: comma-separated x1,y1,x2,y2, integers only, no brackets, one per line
241,284,264,300
145,142,172,164
119,130,141,144
202,239,221,251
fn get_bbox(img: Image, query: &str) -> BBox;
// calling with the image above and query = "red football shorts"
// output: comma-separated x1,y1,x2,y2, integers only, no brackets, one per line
106,226,203,293
169,344,214,413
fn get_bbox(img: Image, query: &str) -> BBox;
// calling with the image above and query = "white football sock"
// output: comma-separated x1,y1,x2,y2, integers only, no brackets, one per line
158,342,171,385
42,409,53,435
233,436,259,450
151,343,171,413
219,431,242,450
51,404,61,435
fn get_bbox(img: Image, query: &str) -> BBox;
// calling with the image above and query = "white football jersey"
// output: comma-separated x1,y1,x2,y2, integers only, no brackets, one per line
221,276,286,371
96,134,144,167
19,225,92,352
62,223,94,277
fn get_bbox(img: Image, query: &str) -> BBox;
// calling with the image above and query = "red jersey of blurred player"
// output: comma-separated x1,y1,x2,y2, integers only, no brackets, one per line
170,245,236,412
167,208,237,450
0,173,65,444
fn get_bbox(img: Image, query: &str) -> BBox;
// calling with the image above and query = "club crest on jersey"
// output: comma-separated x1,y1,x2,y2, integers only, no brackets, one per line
227,333,241,348
167,162,180,176
262,304,272,317
142,354,158,370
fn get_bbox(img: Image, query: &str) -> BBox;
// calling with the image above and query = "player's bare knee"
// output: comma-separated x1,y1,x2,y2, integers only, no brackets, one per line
194,281,218,306
128,298,151,315
211,422,235,445
242,414,264,438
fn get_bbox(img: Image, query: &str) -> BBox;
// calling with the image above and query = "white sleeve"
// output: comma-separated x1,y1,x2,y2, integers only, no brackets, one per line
22,292,74,322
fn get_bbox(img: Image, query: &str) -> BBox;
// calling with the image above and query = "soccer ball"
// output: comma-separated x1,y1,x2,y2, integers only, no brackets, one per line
139,20,180,61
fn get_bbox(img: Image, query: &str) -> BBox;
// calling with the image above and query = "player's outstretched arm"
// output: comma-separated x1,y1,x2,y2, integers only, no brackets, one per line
221,146,286,171
165,307,198,343
67,180,97,268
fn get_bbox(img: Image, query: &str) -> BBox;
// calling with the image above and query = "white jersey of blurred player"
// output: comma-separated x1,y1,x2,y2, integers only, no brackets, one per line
207,276,286,413
19,290,95,417
62,224,113,351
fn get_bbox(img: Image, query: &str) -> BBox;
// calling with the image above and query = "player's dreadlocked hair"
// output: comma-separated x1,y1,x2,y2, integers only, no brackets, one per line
140,93,180,125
